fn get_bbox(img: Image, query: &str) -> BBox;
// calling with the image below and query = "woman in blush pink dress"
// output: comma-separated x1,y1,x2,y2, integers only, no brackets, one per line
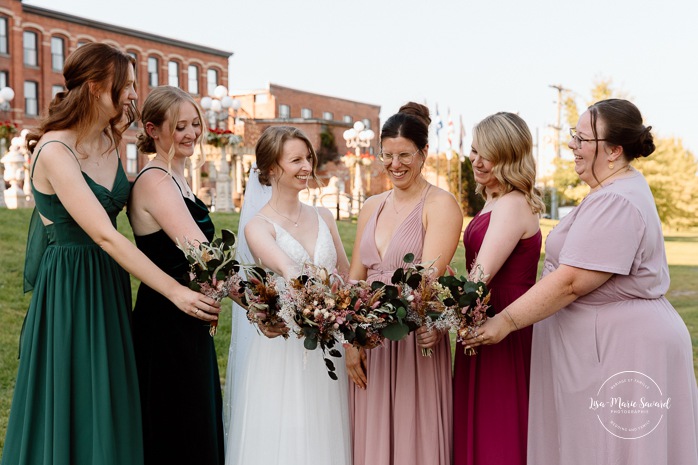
453,112,543,465
345,102,463,465
465,99,698,465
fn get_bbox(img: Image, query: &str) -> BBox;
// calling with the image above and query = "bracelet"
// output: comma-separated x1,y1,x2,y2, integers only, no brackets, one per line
504,308,519,331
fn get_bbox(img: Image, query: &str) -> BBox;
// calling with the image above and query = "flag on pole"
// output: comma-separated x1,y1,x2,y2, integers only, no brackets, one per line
459,114,466,157
435,104,443,154
447,108,454,150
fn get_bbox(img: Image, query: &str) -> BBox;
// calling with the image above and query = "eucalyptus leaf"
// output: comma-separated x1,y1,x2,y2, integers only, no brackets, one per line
403,253,415,263
381,322,410,341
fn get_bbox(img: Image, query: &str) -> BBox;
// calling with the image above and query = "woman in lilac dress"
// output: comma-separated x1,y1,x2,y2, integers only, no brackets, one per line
345,102,463,465
466,99,698,465
453,112,543,465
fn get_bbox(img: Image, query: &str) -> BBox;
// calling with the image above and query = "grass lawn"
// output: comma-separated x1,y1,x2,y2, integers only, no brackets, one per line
1,209,697,452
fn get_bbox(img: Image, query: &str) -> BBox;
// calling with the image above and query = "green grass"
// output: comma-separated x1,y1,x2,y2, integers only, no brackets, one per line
0,209,697,453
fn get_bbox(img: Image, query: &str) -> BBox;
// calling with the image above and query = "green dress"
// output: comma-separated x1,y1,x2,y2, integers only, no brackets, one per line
1,141,144,465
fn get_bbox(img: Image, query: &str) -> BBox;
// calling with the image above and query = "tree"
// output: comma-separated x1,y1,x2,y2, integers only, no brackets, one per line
317,126,339,167
634,138,698,229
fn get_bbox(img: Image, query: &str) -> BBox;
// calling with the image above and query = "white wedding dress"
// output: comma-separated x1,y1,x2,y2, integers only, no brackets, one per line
224,207,352,465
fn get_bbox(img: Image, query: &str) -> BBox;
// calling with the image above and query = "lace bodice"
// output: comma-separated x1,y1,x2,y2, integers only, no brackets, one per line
262,208,337,271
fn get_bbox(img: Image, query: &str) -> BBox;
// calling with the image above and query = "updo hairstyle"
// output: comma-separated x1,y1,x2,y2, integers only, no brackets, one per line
254,126,321,187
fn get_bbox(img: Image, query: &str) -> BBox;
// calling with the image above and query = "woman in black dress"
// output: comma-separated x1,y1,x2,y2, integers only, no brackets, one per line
128,86,224,464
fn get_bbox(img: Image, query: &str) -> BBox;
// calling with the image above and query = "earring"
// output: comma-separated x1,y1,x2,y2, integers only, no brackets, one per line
609,161,614,170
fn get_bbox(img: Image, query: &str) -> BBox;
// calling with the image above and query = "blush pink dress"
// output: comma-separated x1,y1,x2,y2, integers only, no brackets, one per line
453,211,541,465
529,171,698,464
349,186,453,465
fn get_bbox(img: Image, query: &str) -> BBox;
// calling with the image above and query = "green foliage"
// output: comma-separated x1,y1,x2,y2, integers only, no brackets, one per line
316,125,339,167
634,138,698,229
551,157,588,205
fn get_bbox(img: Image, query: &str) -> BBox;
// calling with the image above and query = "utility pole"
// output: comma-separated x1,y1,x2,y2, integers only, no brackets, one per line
548,84,569,220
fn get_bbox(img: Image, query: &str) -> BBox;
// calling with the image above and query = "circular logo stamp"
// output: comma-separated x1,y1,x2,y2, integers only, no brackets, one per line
589,371,671,439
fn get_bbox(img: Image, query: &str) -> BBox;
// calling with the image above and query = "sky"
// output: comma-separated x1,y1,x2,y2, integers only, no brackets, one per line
25,0,698,164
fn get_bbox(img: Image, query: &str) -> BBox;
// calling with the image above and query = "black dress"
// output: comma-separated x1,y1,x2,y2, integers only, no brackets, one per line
129,167,224,465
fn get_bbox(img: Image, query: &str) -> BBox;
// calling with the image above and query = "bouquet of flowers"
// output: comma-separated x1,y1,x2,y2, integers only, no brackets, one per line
176,229,244,336
240,266,287,339
279,263,353,380
438,263,493,355
394,254,460,356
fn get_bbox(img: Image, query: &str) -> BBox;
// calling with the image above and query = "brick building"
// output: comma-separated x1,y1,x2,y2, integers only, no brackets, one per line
230,83,389,206
231,83,380,159
0,0,231,177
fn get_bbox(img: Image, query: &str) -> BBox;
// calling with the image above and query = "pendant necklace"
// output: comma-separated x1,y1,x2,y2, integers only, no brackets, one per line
269,202,302,227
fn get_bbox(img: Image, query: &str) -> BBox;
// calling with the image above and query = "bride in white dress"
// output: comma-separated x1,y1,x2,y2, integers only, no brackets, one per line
223,126,352,465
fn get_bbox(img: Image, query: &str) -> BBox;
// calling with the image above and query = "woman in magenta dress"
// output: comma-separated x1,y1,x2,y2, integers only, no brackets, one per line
466,100,698,464
345,102,463,465
452,112,544,465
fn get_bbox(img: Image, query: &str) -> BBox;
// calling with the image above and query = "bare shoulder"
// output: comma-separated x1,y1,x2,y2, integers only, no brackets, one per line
358,191,389,218
494,191,538,218
425,185,461,212
316,205,335,223
245,214,275,238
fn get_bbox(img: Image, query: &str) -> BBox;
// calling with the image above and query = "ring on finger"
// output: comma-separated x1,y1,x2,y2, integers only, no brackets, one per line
195,308,200,315
479,335,484,341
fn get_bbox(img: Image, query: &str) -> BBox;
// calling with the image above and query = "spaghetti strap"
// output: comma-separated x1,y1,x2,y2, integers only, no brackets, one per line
31,140,79,180
132,166,184,196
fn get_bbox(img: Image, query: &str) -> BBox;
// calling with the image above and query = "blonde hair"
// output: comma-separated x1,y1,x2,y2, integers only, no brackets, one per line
473,112,545,214
136,86,207,171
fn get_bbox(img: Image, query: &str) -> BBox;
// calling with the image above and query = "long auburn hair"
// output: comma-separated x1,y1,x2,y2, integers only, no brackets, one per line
26,42,138,155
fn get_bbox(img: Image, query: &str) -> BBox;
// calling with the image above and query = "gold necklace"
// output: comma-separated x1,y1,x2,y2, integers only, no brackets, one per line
269,202,302,227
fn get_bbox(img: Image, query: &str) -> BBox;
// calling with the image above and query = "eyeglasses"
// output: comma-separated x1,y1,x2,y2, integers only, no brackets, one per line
377,148,421,165
569,127,607,148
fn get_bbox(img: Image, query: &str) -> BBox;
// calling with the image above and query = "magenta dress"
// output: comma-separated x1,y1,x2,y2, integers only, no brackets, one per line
452,211,541,465
349,187,453,465
529,171,698,464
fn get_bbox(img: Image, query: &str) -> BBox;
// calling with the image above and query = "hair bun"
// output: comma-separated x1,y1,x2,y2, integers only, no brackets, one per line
639,125,655,158
398,102,431,128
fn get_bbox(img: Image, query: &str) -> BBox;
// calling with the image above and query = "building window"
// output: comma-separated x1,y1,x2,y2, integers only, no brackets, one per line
168,61,179,87
147,57,159,87
51,37,65,72
51,85,64,98
254,93,268,104
323,111,333,121
279,104,290,119
0,17,8,55
362,118,371,129
127,52,138,79
126,143,138,175
206,69,218,96
301,108,312,119
77,40,90,47
0,71,7,89
343,115,353,124
187,65,199,94
23,31,38,66
24,81,38,116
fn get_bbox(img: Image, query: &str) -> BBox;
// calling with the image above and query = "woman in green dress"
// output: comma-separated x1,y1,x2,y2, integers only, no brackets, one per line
1,43,219,465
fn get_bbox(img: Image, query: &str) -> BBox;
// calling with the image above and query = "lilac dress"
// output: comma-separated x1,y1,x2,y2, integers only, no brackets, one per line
349,187,452,465
529,170,698,464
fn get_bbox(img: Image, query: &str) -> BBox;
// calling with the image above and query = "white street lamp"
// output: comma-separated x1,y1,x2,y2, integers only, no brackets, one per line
199,86,241,212
343,120,375,214
0,86,16,208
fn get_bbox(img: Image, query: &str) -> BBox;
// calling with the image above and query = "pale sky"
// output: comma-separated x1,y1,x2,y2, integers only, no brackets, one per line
26,0,698,162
